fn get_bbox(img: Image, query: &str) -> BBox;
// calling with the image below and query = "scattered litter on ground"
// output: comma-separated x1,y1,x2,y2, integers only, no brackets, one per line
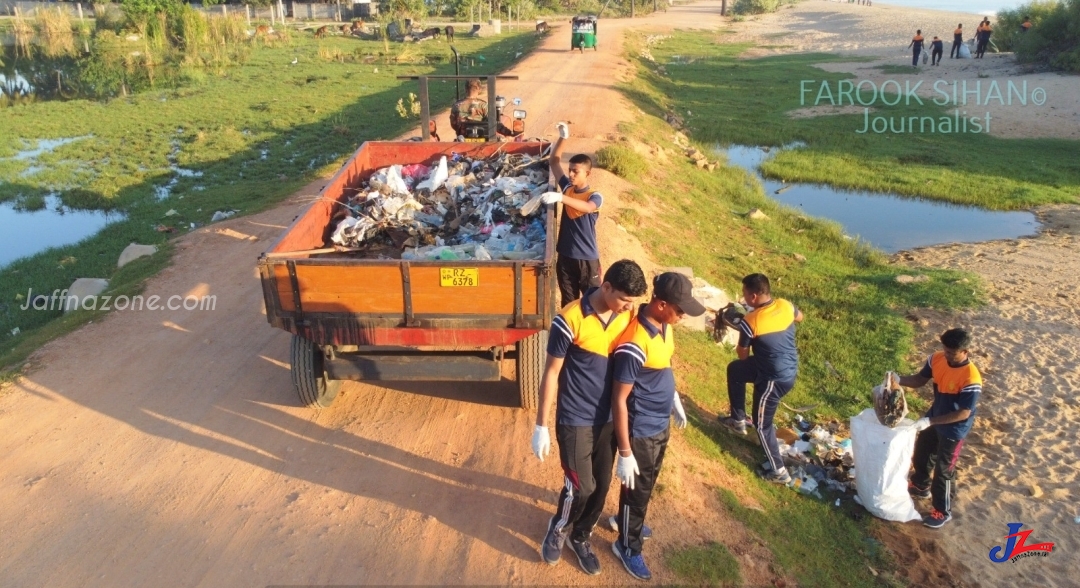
211,210,239,222
325,151,552,260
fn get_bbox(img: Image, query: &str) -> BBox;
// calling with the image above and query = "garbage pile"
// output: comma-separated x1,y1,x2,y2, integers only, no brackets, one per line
872,371,909,427
328,151,552,261
772,415,856,498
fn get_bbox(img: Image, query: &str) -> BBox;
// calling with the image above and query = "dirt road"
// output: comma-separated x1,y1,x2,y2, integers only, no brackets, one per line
1,4,786,586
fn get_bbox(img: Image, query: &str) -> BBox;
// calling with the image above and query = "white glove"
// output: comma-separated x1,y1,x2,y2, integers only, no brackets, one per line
914,417,931,431
556,121,570,139
672,392,687,429
616,452,640,489
532,425,550,461
540,192,563,204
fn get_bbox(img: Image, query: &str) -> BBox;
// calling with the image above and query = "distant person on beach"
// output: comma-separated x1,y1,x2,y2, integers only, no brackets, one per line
951,23,963,58
975,19,992,58
930,36,944,65
908,29,925,67
1021,16,1032,32
895,328,982,530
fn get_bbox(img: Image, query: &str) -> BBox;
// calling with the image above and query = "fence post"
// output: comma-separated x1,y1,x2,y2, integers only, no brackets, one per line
77,2,83,22
221,4,227,16
246,4,251,26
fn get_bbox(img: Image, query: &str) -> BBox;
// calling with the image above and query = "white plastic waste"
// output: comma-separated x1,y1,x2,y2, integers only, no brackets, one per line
385,165,410,196
850,408,921,522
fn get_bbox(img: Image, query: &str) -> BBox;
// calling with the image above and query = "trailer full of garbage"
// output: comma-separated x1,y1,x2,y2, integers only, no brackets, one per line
328,150,553,261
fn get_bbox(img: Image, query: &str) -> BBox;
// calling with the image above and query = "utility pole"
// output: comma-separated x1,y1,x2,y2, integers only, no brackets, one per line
631,0,635,18
721,0,727,15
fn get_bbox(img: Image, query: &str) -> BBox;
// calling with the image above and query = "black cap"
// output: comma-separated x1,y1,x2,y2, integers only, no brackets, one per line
653,272,706,317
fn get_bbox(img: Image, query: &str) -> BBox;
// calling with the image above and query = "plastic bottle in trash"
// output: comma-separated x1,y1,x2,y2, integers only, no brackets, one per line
438,249,460,261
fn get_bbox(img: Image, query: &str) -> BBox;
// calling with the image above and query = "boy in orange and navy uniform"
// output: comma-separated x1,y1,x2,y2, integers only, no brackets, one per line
951,23,964,58
719,273,804,485
908,30,925,67
898,328,982,529
532,260,648,576
609,272,705,580
541,123,604,309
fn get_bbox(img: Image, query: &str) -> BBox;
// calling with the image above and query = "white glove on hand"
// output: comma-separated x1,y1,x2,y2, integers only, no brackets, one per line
556,121,570,139
616,452,640,489
914,417,931,431
672,392,687,429
540,192,563,204
532,425,550,461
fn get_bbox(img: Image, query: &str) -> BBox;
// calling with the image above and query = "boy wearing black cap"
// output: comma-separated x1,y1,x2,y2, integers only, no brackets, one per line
896,328,982,529
719,273,804,486
609,272,705,580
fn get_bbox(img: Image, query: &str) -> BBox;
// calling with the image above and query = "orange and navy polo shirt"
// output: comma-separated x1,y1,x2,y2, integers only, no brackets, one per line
555,175,602,261
548,289,633,427
738,298,799,383
918,351,982,439
612,306,676,438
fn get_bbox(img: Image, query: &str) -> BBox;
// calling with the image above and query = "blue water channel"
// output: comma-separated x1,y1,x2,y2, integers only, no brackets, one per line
720,144,1039,253
0,195,125,269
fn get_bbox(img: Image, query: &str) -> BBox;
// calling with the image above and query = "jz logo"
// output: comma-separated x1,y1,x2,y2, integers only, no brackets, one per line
988,523,1055,563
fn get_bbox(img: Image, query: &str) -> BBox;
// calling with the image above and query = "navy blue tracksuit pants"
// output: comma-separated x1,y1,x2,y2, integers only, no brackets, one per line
727,358,795,474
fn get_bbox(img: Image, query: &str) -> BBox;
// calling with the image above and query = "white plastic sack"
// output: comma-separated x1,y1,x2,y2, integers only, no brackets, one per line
850,408,921,522
959,43,971,58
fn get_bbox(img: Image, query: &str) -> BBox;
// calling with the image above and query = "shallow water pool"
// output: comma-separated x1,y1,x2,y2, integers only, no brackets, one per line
0,195,125,269
720,144,1039,253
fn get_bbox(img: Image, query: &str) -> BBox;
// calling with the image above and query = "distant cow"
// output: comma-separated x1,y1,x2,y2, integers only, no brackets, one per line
255,24,271,36
421,27,441,39
314,25,328,38
444,25,455,42
340,24,351,34
535,21,548,35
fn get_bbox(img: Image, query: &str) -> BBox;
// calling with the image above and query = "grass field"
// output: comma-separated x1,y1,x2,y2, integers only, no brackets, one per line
0,29,538,379
624,32,1080,210
611,31,995,586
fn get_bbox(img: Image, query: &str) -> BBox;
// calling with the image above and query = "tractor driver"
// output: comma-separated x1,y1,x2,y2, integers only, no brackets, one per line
449,79,516,140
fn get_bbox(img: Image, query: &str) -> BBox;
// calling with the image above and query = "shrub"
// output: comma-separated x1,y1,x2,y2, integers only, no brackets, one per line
596,144,648,181
733,0,779,15
1001,0,1080,72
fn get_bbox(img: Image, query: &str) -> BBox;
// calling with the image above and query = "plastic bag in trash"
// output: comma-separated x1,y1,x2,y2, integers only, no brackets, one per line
873,371,909,427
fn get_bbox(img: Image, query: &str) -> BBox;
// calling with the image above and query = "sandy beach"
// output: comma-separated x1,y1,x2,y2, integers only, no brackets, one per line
728,2,1080,586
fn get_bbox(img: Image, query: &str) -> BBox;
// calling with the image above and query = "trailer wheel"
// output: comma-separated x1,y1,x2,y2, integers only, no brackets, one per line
291,334,342,409
516,330,548,411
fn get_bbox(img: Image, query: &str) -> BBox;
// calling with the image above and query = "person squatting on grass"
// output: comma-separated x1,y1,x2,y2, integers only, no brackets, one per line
896,328,982,530
719,273,804,485
542,122,604,309
533,260,648,576
610,272,703,581
951,23,964,58
908,30,925,67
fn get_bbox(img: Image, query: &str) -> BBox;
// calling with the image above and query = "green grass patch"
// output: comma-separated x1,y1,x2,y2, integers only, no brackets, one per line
873,64,919,74
667,540,742,586
596,143,649,181
0,30,539,379
621,31,1080,210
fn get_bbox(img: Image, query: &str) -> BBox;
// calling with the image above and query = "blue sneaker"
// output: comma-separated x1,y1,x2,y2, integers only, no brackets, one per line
541,516,567,565
607,515,652,540
611,541,652,580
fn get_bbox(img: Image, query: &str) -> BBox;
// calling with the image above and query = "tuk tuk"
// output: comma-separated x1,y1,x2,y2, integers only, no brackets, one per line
570,15,597,52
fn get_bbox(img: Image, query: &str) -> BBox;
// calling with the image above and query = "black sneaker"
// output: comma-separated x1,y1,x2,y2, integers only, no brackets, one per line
719,415,748,435
922,509,952,529
607,515,653,540
908,481,931,499
541,517,567,565
569,538,601,575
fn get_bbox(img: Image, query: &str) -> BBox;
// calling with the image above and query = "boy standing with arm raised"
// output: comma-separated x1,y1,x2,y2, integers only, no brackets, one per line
541,123,604,309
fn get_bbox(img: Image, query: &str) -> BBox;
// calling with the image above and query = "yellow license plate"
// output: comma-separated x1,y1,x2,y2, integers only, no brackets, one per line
463,137,487,143
440,268,479,287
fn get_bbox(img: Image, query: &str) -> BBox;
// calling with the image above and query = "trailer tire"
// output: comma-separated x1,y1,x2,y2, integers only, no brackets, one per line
516,330,548,411
291,334,342,409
